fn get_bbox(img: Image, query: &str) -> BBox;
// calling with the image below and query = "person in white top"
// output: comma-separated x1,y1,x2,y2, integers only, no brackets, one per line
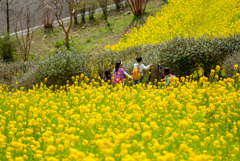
133,57,152,85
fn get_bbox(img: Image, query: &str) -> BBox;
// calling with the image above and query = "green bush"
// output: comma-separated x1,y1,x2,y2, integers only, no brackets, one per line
33,50,158,88
102,34,240,79
2,34,240,90
36,51,91,88
223,51,240,78
158,35,240,77
0,61,37,89
0,33,17,62
55,39,65,48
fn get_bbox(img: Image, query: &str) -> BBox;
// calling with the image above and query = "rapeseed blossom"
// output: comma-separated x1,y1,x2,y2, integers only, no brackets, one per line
0,66,239,160
106,0,240,51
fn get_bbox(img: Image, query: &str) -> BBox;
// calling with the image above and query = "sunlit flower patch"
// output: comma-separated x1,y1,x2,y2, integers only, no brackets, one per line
0,67,240,161
106,0,240,51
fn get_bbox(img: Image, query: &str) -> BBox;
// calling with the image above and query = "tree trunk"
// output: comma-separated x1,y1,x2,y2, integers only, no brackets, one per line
81,8,85,23
103,9,107,21
65,32,70,49
116,3,121,10
74,12,78,25
82,15,85,23
6,0,9,33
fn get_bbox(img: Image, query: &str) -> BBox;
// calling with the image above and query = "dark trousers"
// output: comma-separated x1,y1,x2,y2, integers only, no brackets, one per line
133,76,143,85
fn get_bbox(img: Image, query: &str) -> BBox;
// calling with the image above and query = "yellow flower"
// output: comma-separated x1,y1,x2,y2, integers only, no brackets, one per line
213,140,220,149
226,133,233,140
82,140,88,146
141,131,152,141
179,120,188,130
179,143,188,152
171,132,178,138
210,69,215,76
107,0,240,51
234,147,239,153
57,144,64,152
46,157,59,161
194,154,209,161
234,64,238,70
105,156,115,161
164,153,175,161
46,145,56,155
215,65,220,71
15,157,24,161
95,138,113,149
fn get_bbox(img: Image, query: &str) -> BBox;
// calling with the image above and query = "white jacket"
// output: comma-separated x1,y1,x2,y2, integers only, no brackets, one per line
134,63,150,76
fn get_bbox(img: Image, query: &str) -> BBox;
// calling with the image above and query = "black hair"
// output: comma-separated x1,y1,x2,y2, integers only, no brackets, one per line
115,61,121,72
164,67,170,75
105,69,111,77
136,57,142,63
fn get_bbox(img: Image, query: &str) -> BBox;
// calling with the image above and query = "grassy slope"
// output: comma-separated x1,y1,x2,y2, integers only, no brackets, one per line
30,0,163,60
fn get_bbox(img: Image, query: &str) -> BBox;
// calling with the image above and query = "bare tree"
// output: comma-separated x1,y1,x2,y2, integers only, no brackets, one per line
97,0,108,21
113,0,122,10
127,0,148,16
73,9,79,25
44,0,81,48
86,0,97,21
0,0,19,33
79,0,86,23
15,2,38,61
40,0,54,32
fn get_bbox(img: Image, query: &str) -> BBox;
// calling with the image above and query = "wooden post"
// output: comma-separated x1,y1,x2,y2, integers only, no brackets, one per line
156,64,160,87
148,67,151,83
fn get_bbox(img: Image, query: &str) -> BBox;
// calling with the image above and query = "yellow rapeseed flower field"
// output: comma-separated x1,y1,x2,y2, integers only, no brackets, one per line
106,0,240,51
0,66,240,161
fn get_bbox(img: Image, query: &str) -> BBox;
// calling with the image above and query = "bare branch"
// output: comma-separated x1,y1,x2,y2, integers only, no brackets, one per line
43,0,81,48
14,1,37,61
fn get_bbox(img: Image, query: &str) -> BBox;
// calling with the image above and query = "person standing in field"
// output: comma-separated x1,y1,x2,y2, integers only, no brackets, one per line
112,61,132,86
163,67,176,88
103,69,111,83
132,56,152,85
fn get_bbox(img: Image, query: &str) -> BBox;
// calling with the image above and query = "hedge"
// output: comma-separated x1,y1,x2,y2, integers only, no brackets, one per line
1,34,240,90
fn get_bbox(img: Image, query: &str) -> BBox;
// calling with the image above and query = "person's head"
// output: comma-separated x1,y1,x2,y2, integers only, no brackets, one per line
136,57,142,64
164,67,170,75
115,61,123,72
105,69,110,77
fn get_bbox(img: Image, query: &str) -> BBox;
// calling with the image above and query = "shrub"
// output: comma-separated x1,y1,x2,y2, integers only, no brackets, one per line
2,33,240,90
0,61,37,89
33,50,159,89
223,51,240,78
158,35,240,77
126,0,148,16
0,33,17,62
36,51,91,88
105,34,240,78
55,40,65,48
117,34,240,78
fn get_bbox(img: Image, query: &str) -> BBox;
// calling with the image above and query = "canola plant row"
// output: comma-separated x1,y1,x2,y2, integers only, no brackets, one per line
106,0,240,51
0,66,240,161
